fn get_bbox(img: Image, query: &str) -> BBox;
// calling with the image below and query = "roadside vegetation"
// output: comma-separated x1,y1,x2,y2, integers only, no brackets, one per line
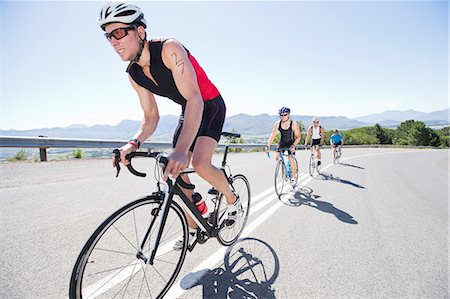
6,149,28,162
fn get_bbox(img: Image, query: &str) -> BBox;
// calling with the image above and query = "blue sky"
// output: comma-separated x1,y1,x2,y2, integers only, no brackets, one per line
1,1,448,130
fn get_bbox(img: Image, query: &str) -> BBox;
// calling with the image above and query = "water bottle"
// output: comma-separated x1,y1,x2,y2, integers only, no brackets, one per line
192,192,208,215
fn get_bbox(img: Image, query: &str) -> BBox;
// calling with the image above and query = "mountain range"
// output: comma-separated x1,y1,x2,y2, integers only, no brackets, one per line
1,108,448,141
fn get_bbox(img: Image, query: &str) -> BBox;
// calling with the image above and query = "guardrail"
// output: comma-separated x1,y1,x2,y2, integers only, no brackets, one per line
0,136,440,162
0,136,267,161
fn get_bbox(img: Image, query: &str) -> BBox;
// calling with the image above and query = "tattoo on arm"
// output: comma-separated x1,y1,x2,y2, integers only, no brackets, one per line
171,53,185,74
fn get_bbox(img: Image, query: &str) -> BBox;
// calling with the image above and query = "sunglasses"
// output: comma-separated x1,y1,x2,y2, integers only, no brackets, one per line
313,121,319,123
280,114,289,117
104,26,136,41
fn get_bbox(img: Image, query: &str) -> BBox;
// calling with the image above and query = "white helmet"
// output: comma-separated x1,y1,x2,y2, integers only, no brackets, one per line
312,117,319,122
98,2,147,31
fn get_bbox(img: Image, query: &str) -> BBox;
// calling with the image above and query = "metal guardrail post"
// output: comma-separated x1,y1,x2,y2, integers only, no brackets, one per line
38,136,48,162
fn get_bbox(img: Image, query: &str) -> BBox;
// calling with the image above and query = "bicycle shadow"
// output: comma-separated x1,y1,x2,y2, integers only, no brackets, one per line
339,162,365,170
180,237,280,298
279,187,358,224
316,172,365,189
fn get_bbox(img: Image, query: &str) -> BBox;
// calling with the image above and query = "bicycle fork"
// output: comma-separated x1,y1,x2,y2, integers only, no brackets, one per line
137,182,172,265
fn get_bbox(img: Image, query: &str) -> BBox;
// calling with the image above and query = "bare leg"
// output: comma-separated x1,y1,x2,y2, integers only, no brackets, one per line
317,147,322,160
177,152,198,229
192,137,236,205
289,154,297,178
275,151,280,161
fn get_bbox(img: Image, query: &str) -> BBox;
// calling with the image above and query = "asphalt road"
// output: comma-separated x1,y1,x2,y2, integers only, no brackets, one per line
0,148,448,298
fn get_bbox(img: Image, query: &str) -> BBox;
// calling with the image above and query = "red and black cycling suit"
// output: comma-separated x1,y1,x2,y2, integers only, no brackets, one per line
127,39,226,152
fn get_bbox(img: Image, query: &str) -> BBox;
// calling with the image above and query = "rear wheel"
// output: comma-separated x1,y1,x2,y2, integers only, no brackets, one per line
217,174,251,246
69,196,188,299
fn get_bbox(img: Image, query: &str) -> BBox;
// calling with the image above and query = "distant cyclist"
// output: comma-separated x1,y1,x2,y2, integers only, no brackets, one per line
266,107,301,181
304,117,325,166
330,129,344,158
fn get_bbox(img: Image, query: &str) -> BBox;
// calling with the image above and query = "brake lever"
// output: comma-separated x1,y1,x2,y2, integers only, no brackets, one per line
113,149,121,178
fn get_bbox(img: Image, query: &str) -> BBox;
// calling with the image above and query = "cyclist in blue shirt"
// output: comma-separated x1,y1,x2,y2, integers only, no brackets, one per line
330,129,344,158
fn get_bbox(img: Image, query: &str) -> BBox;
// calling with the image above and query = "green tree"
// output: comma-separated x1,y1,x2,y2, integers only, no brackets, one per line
436,126,450,147
394,120,441,146
373,123,392,144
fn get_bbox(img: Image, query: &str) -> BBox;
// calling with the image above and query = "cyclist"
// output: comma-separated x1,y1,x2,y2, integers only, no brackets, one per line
304,117,325,166
330,129,344,158
97,2,239,249
266,107,301,182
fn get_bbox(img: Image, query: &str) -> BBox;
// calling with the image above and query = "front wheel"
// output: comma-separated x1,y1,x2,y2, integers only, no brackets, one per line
274,160,286,196
309,153,315,177
217,174,251,246
69,196,188,299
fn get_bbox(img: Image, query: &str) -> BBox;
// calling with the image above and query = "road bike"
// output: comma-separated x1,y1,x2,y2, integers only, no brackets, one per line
267,147,298,196
332,145,342,164
308,145,321,176
69,132,251,299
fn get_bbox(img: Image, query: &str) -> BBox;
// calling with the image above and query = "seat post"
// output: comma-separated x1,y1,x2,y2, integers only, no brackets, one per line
222,144,229,167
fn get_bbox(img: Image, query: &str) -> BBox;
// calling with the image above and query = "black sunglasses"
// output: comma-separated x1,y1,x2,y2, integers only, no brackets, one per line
104,26,136,41
280,114,289,117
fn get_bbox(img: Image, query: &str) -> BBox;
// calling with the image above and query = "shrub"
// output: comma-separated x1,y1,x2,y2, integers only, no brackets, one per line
7,149,28,162
73,149,84,159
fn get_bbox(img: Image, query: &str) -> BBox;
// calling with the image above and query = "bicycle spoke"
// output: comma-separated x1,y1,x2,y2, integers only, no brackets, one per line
113,225,140,252
133,209,139,249
93,247,137,256
85,260,141,277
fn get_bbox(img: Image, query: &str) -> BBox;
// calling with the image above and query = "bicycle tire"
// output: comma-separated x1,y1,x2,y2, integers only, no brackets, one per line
69,196,188,299
217,174,251,246
309,153,315,177
274,160,286,196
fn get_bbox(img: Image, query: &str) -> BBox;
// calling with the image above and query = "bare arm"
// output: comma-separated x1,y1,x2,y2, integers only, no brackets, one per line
162,39,203,154
304,128,311,146
161,39,203,178
129,75,160,143
116,75,159,166
266,121,280,151
292,122,301,147
320,127,325,145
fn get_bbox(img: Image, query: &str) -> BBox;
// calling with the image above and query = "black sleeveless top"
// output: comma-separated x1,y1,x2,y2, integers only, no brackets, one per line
278,120,294,144
127,39,188,108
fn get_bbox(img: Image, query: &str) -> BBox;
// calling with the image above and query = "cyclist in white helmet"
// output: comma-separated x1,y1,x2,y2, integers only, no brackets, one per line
304,117,325,165
98,2,239,250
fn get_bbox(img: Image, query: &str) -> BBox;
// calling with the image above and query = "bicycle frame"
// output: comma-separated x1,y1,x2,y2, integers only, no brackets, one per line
132,140,236,265
277,148,295,179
